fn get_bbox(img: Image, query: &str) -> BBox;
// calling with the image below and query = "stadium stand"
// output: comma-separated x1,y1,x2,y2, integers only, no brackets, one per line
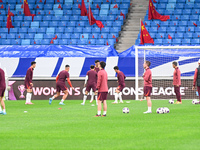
0,0,131,47
136,0,200,45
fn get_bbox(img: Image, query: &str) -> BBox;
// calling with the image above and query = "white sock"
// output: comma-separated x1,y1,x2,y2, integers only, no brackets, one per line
51,96,55,100
114,93,118,102
95,95,98,105
82,95,87,104
118,92,123,102
61,99,64,103
97,111,101,115
26,93,30,103
103,111,106,115
29,93,32,103
0,106,2,111
148,107,152,112
3,109,6,113
91,93,94,102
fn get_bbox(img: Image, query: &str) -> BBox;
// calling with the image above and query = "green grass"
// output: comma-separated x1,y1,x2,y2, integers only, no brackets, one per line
0,100,200,150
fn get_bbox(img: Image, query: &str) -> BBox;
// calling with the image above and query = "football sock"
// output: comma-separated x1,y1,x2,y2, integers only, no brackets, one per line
148,107,152,112
103,111,106,115
51,96,55,100
83,95,87,104
3,109,6,113
114,93,118,102
26,93,31,103
95,95,98,105
61,99,64,103
29,93,32,102
118,92,123,102
91,93,94,102
97,111,101,115
0,105,2,111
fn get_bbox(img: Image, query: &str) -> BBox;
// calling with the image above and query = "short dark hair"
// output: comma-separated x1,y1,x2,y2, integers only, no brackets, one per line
90,65,95,69
100,61,106,69
113,66,119,70
65,65,70,68
172,61,178,66
95,60,100,63
145,61,151,67
31,61,36,65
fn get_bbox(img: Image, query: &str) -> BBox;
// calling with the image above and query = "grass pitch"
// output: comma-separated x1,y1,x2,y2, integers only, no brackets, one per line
0,100,200,150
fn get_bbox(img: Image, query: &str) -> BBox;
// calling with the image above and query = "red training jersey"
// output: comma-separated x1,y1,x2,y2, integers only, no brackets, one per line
143,67,152,87
173,67,181,86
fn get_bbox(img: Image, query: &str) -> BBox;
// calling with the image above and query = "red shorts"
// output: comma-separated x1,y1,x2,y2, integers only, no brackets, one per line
25,82,32,90
0,88,5,97
144,86,152,97
97,92,108,102
56,81,68,92
86,83,96,92
118,85,125,92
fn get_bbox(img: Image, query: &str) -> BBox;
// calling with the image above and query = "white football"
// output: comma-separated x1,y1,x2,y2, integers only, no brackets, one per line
122,107,129,113
169,99,174,104
192,99,199,104
162,107,170,113
156,108,164,114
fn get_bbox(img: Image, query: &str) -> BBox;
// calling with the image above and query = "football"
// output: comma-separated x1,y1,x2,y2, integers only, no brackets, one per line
169,99,174,104
162,107,170,113
122,107,129,113
156,108,164,114
192,99,199,104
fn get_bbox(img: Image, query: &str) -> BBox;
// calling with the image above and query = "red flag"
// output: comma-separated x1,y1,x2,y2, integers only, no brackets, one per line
87,5,104,29
39,0,42,2
157,23,160,30
116,16,118,20
145,22,147,25
18,36,20,38
168,34,172,39
148,0,170,21
78,4,81,9
53,35,57,40
50,39,54,44
34,41,36,44
36,5,39,8
140,21,154,45
101,35,103,38
0,4,3,8
106,0,109,2
116,38,118,42
6,5,14,33
49,11,51,14
198,35,200,38
24,0,36,21
0,0,3,2
88,41,91,44
57,0,60,2
112,35,116,38
82,35,84,38
38,11,41,14
120,12,125,19
58,4,62,9
96,4,100,10
21,4,23,8
193,22,197,27
106,41,109,45
81,0,87,16
113,4,118,8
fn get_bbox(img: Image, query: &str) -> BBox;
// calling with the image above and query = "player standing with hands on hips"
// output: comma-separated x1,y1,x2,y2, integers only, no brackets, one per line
95,61,108,117
192,59,200,104
143,61,152,114
49,65,74,105
25,61,36,105
0,67,6,115
172,61,182,104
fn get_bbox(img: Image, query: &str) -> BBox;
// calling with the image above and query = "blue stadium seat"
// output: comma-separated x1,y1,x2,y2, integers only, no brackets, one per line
53,4,63,10
68,21,76,27
60,21,68,27
83,27,92,33
101,27,110,33
1,39,11,45
76,21,85,27
181,15,189,21
169,21,178,26
54,10,63,16
168,0,176,3
176,27,185,33
46,0,54,4
167,27,176,33
160,21,169,27
49,21,58,27
61,34,71,39
55,0,64,4
45,10,54,16
104,21,113,27
40,21,49,27
191,39,199,45
70,16,79,21
28,28,37,33
41,39,50,45
78,39,88,45
24,16,32,22
10,28,18,33
172,39,181,45
108,33,118,39
109,9,119,16
154,39,163,45
156,33,165,39
163,39,172,45
101,4,109,10
14,16,23,22
179,21,187,26
44,34,54,39
88,39,96,45
43,16,52,21
182,39,191,45
190,15,199,21
144,21,151,27
174,9,182,15
158,27,167,33
34,16,42,21
11,39,21,45
184,33,193,39
96,39,105,45
164,10,173,15
175,33,183,39
31,39,41,45
31,22,39,28
74,27,83,33
46,28,55,34
37,28,46,33
34,34,43,40
62,16,70,21
184,3,194,9
99,33,108,39
65,27,74,33
19,28,28,33
56,27,64,33
68,39,78,45
176,3,184,9
110,27,120,33
89,33,98,39
0,33,6,39
25,34,34,39
7,34,16,39
107,39,116,46
59,39,68,45
63,4,72,9
113,21,122,27
166,3,175,9
16,34,24,39
182,9,191,15
35,4,44,10
192,9,200,14
21,39,30,45
36,0,45,3
186,27,194,32
171,15,180,21
192,32,200,38
92,27,101,33
194,3,200,9
21,22,30,27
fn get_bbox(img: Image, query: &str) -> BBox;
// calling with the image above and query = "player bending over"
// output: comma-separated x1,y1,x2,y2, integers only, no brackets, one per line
112,66,126,104
49,65,74,105
172,61,182,104
95,61,108,117
192,59,200,104
0,68,6,115
81,65,98,105
143,61,152,114
25,61,36,105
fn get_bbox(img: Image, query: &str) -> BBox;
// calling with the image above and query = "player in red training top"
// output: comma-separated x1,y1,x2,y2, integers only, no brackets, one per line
95,61,108,117
143,61,152,114
192,59,200,104
172,61,182,104
49,65,74,105
24,61,36,105
112,66,126,104
94,60,100,73
81,65,98,105
0,68,6,115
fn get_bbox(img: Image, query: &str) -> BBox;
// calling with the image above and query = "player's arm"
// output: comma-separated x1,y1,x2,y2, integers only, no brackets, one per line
84,75,88,87
193,69,198,90
177,69,181,86
96,73,102,92
26,69,32,84
56,75,59,82
143,72,150,82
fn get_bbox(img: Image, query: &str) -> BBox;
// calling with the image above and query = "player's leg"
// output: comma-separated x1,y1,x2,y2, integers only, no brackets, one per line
143,86,152,114
176,86,182,104
26,88,33,105
102,100,107,117
81,91,88,105
95,100,102,117
94,92,98,105
90,92,94,103
59,90,68,105
91,85,98,105
49,92,60,105
112,88,119,104
197,86,200,103
0,96,6,115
